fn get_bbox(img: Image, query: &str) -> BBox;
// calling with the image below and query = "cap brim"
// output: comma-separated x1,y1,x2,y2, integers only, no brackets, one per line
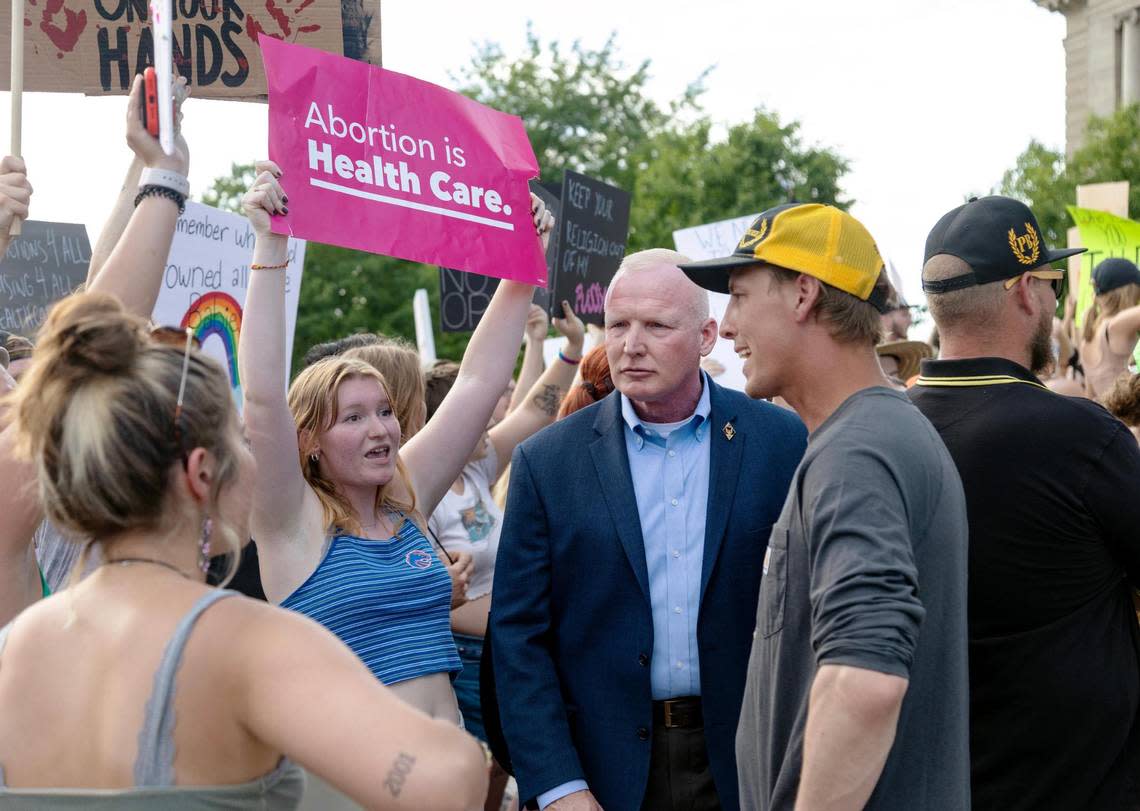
679,255,764,294
1040,246,1086,266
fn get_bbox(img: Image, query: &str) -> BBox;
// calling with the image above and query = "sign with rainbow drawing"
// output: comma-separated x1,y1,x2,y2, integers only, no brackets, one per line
181,291,243,392
152,200,306,406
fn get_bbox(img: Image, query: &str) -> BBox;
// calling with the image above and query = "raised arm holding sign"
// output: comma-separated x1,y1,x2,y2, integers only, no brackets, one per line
238,162,551,737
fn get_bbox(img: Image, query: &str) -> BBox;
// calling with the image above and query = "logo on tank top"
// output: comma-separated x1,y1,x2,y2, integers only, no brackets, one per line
405,549,434,569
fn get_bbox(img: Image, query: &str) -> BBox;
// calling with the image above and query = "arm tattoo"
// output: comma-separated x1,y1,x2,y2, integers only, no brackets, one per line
532,384,561,417
383,751,416,797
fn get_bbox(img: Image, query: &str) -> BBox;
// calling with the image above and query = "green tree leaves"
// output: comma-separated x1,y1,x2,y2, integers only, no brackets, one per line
1000,105,1140,249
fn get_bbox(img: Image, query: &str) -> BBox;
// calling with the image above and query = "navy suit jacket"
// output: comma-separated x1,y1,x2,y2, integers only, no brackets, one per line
490,380,807,811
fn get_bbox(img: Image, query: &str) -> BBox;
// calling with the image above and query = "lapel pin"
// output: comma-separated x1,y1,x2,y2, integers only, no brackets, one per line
723,422,736,441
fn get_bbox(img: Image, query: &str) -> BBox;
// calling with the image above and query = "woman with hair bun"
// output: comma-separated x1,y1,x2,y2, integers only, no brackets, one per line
1,74,195,625
0,293,487,809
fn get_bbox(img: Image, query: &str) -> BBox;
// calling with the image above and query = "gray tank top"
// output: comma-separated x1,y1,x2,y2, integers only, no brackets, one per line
0,589,305,809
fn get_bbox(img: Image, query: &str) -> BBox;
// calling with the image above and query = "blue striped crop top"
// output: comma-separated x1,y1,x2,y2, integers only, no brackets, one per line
280,519,460,685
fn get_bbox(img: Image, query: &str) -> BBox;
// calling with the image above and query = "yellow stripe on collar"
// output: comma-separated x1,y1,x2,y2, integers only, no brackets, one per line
914,374,1049,391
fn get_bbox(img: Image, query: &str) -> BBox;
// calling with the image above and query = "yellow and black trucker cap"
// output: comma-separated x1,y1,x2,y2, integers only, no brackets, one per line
679,203,889,313
921,195,1085,294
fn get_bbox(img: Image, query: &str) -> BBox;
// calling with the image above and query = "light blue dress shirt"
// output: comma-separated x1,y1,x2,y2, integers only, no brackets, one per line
621,378,711,700
538,378,713,809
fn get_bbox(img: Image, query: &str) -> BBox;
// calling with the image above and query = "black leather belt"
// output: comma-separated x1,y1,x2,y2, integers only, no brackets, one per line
652,696,703,729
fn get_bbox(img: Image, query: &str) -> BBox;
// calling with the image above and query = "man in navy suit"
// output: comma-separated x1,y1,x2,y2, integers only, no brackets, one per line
490,249,807,811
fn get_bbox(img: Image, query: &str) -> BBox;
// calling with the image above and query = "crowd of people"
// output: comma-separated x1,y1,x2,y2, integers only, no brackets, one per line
0,73,1139,811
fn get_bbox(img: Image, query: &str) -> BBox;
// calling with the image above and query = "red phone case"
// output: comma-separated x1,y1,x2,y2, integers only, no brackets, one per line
142,68,159,138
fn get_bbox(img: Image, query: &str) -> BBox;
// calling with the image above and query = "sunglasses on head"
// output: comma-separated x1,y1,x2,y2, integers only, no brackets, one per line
1003,269,1067,300
148,325,199,465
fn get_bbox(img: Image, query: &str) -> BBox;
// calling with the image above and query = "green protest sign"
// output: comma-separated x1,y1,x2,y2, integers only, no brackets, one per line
1067,205,1140,366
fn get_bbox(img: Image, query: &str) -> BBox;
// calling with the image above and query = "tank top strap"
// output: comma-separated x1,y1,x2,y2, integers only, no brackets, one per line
133,589,238,787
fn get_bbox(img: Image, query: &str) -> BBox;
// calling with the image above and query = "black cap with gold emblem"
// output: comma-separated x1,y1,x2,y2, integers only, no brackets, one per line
921,195,1085,294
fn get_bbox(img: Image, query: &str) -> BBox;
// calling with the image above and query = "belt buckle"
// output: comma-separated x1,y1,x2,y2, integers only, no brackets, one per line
663,699,677,728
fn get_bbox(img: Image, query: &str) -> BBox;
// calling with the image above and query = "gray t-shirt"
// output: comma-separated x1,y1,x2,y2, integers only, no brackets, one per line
736,387,969,810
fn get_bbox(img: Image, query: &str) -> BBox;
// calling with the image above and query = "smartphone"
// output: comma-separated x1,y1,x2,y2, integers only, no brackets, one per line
141,67,159,138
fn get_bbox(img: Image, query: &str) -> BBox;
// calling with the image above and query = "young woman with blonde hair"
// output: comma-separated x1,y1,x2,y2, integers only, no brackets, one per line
239,162,551,723
1081,258,1140,398
0,293,486,809
344,338,427,444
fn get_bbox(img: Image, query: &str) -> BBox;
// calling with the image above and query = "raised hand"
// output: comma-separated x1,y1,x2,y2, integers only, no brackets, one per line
0,156,32,238
125,73,190,175
531,192,556,253
552,300,585,353
242,161,288,238
525,304,550,344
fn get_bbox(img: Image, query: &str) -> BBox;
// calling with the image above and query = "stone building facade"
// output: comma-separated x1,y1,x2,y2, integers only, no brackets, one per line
1036,0,1140,153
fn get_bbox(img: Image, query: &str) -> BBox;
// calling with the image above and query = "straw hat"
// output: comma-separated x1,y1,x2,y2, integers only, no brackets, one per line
876,340,933,381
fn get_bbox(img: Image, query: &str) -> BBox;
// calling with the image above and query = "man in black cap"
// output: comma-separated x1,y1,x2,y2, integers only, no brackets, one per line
912,195,1140,810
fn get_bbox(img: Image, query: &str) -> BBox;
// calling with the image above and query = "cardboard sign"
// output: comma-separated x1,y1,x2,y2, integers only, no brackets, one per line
0,221,91,336
673,214,759,393
0,0,343,98
151,201,306,405
263,37,546,285
554,171,630,326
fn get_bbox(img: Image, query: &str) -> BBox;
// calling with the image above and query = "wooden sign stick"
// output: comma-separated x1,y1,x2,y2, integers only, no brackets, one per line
8,0,22,237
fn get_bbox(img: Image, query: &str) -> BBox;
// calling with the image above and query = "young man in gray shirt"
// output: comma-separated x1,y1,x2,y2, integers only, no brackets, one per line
681,204,969,810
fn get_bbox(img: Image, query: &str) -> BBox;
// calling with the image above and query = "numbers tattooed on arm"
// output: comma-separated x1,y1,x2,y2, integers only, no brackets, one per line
533,384,562,417
383,752,416,797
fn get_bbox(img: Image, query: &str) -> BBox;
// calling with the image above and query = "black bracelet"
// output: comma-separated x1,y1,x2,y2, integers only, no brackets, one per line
134,184,186,215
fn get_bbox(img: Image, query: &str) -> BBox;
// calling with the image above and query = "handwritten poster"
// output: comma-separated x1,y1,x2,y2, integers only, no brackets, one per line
151,201,306,405
0,0,343,98
553,171,630,326
0,221,91,336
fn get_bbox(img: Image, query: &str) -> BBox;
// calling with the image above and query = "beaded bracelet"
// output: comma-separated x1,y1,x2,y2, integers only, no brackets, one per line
558,349,581,366
250,261,289,271
134,185,186,215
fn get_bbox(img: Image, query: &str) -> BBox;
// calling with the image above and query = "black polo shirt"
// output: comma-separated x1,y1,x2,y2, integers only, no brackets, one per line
910,357,1140,811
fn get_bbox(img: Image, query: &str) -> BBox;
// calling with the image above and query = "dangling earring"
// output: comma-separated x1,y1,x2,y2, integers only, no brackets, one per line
310,453,319,463
198,517,213,574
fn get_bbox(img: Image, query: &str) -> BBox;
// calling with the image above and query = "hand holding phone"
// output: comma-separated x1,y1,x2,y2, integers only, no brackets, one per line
141,67,159,138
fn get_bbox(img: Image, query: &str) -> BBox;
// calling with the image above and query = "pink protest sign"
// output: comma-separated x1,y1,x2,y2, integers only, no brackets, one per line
261,38,546,286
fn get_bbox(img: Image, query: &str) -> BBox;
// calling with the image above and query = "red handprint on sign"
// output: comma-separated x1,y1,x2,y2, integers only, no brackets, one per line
246,0,320,44
33,0,87,57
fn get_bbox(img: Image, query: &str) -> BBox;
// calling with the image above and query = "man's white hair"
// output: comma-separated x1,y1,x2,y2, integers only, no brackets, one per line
605,248,710,325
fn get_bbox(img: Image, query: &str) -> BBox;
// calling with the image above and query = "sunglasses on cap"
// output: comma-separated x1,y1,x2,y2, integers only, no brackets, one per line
1003,268,1066,300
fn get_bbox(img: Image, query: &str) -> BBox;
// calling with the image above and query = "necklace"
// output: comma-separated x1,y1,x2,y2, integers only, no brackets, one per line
103,557,193,580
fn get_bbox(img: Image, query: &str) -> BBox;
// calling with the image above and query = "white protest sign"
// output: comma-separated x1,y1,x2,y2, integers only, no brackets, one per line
413,288,437,367
673,214,759,392
152,201,306,406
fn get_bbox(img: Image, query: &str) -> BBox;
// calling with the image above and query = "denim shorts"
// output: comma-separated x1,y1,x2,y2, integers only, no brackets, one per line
452,631,486,743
